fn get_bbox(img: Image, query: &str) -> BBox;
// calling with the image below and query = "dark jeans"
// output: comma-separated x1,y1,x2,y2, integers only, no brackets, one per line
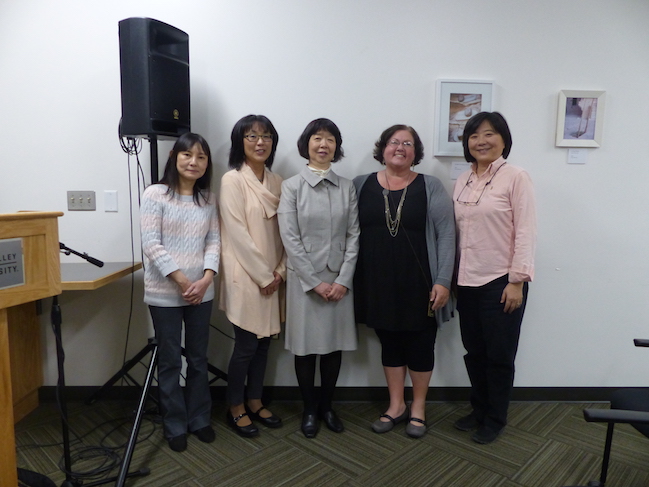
457,275,528,431
149,301,213,438
227,325,271,405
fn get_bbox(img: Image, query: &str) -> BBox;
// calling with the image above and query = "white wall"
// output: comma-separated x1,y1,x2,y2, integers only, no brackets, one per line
1,0,648,388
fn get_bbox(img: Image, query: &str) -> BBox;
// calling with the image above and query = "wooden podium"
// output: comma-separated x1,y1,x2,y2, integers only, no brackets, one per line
0,212,62,487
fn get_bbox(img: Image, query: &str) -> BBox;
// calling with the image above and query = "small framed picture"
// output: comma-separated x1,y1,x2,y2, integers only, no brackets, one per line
555,90,605,148
434,79,493,157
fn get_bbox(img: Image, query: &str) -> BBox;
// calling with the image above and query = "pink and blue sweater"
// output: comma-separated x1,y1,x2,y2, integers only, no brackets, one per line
141,184,221,307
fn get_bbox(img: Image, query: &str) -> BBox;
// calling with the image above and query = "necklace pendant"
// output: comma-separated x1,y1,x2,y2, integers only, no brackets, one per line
383,184,408,238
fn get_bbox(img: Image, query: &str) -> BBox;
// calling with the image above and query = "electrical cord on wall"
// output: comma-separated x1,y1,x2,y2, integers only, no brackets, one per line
120,127,146,373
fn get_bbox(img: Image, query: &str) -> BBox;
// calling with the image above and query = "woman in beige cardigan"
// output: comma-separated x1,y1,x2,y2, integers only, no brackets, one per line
219,114,286,437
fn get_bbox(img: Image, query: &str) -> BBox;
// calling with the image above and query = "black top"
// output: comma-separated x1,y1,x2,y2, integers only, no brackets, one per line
353,173,434,331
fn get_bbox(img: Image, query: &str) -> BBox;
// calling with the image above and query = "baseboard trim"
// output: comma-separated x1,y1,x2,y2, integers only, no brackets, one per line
39,386,617,403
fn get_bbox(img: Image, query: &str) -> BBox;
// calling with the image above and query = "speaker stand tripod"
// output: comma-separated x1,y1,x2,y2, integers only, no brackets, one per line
86,341,228,406
114,337,159,487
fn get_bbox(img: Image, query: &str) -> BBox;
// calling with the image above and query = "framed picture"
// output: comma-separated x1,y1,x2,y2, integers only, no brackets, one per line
555,90,605,147
434,79,493,157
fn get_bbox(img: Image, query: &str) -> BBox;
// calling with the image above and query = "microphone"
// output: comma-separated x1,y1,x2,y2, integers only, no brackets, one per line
83,253,105,268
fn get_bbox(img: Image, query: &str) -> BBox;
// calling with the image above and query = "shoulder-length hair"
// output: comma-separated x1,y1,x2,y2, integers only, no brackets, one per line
159,132,213,206
228,114,279,170
462,111,513,163
373,124,424,165
297,118,344,162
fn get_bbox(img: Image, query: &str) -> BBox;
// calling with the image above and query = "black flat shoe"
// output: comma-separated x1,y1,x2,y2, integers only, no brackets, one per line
167,434,187,452
454,413,480,432
405,417,427,438
301,412,319,438
320,409,344,433
247,405,283,428
471,425,502,444
371,406,409,433
191,425,215,443
226,411,259,438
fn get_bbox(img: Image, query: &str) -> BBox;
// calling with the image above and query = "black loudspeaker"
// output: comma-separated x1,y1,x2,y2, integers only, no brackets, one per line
119,18,190,138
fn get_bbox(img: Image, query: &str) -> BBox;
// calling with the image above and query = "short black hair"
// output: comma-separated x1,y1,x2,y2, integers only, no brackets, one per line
159,132,212,205
462,111,512,163
228,114,279,170
373,125,424,165
297,118,344,162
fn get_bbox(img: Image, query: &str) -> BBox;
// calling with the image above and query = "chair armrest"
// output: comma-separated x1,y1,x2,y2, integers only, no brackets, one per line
634,339,649,348
584,408,649,425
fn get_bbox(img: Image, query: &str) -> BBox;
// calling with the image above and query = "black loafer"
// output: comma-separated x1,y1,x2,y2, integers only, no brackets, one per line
226,411,259,438
167,434,187,452
191,425,215,443
471,425,502,444
247,405,283,428
301,412,319,438
454,413,480,432
320,410,344,433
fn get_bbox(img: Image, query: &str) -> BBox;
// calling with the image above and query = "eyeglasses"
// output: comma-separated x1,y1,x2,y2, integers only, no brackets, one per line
387,139,414,148
455,163,506,206
244,134,273,143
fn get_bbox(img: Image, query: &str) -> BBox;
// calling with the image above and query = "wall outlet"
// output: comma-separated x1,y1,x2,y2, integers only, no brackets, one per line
67,191,96,211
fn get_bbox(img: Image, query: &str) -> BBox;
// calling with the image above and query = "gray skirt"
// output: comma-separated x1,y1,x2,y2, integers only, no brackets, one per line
284,267,358,356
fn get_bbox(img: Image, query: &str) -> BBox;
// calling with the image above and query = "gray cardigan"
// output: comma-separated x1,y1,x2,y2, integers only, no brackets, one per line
353,173,456,324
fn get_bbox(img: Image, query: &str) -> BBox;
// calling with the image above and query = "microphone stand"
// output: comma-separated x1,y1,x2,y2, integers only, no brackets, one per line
53,244,147,486
59,242,104,268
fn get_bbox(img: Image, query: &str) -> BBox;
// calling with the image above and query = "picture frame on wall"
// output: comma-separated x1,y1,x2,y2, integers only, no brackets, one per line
434,79,493,157
555,90,605,148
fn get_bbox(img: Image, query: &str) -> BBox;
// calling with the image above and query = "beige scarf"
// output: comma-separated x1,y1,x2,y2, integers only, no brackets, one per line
241,163,280,219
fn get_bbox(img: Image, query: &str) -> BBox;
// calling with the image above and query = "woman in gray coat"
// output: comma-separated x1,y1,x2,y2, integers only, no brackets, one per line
278,119,360,438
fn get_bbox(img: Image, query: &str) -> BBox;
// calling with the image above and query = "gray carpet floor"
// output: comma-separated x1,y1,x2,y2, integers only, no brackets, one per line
14,399,649,486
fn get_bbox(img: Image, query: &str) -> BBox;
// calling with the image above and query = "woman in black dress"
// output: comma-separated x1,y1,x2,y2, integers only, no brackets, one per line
353,124,455,438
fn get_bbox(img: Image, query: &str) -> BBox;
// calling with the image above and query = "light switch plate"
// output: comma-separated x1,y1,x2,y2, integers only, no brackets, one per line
67,191,96,211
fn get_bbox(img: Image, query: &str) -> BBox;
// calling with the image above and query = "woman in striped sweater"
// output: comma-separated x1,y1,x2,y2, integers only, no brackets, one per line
140,133,220,452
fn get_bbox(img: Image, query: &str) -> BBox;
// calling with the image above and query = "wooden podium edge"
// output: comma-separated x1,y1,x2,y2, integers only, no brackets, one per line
0,212,63,487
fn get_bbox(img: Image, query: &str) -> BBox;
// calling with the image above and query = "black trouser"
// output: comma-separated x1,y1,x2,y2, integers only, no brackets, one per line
227,325,271,405
457,275,528,431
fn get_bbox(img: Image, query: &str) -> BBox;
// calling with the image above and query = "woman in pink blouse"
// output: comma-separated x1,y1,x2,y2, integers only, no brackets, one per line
452,112,536,444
